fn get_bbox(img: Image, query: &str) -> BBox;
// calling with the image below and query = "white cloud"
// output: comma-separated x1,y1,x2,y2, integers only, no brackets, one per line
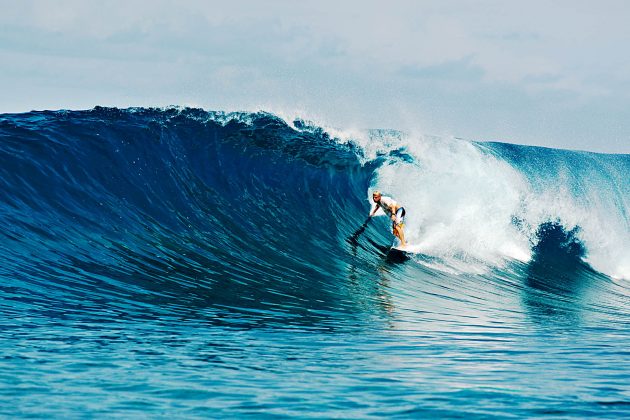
1,0,629,152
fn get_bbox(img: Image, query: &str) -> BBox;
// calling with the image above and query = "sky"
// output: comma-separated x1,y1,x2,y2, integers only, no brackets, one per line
1,0,629,153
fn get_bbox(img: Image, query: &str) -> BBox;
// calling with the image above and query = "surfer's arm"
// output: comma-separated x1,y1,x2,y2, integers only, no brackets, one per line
388,205,397,220
369,205,379,217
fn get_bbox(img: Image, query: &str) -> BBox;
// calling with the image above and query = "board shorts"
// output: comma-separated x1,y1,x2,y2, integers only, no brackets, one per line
392,207,406,229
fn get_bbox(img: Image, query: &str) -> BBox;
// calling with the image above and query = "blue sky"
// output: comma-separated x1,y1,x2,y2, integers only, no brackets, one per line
1,0,629,153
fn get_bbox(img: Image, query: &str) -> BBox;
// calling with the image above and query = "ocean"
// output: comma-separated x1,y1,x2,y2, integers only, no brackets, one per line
1,107,629,417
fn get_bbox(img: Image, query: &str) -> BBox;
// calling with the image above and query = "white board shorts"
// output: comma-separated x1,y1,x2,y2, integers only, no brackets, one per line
393,207,406,228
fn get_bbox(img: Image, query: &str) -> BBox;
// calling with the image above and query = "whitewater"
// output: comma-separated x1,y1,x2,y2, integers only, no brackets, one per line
360,129,629,279
1,107,628,417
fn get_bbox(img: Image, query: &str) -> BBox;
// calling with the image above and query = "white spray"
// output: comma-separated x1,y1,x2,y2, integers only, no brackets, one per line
352,130,628,279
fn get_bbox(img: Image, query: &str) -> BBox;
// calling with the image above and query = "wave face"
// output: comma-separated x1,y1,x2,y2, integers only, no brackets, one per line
1,107,629,417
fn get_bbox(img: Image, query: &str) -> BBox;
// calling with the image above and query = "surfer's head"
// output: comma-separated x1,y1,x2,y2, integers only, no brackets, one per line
372,191,381,202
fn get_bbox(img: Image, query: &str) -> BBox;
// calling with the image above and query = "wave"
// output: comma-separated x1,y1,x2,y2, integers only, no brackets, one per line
2,106,629,417
0,107,628,325
0,107,374,325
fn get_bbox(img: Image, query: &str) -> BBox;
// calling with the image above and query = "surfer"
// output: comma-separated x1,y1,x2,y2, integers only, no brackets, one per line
369,191,407,247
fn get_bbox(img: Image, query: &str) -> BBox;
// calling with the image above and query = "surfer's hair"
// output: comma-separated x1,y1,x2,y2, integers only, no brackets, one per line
372,190,381,196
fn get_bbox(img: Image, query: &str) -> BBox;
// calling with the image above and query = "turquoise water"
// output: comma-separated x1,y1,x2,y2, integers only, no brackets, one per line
1,108,629,417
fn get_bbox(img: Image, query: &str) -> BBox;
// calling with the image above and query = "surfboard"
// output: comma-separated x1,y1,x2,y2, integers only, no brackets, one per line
386,244,410,262
390,238,411,252
392,244,409,251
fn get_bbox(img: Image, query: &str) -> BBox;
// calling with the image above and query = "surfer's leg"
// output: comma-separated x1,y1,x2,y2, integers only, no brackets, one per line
394,224,406,246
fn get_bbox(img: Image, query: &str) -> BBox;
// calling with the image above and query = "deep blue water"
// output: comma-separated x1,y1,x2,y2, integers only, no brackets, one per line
1,107,629,417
